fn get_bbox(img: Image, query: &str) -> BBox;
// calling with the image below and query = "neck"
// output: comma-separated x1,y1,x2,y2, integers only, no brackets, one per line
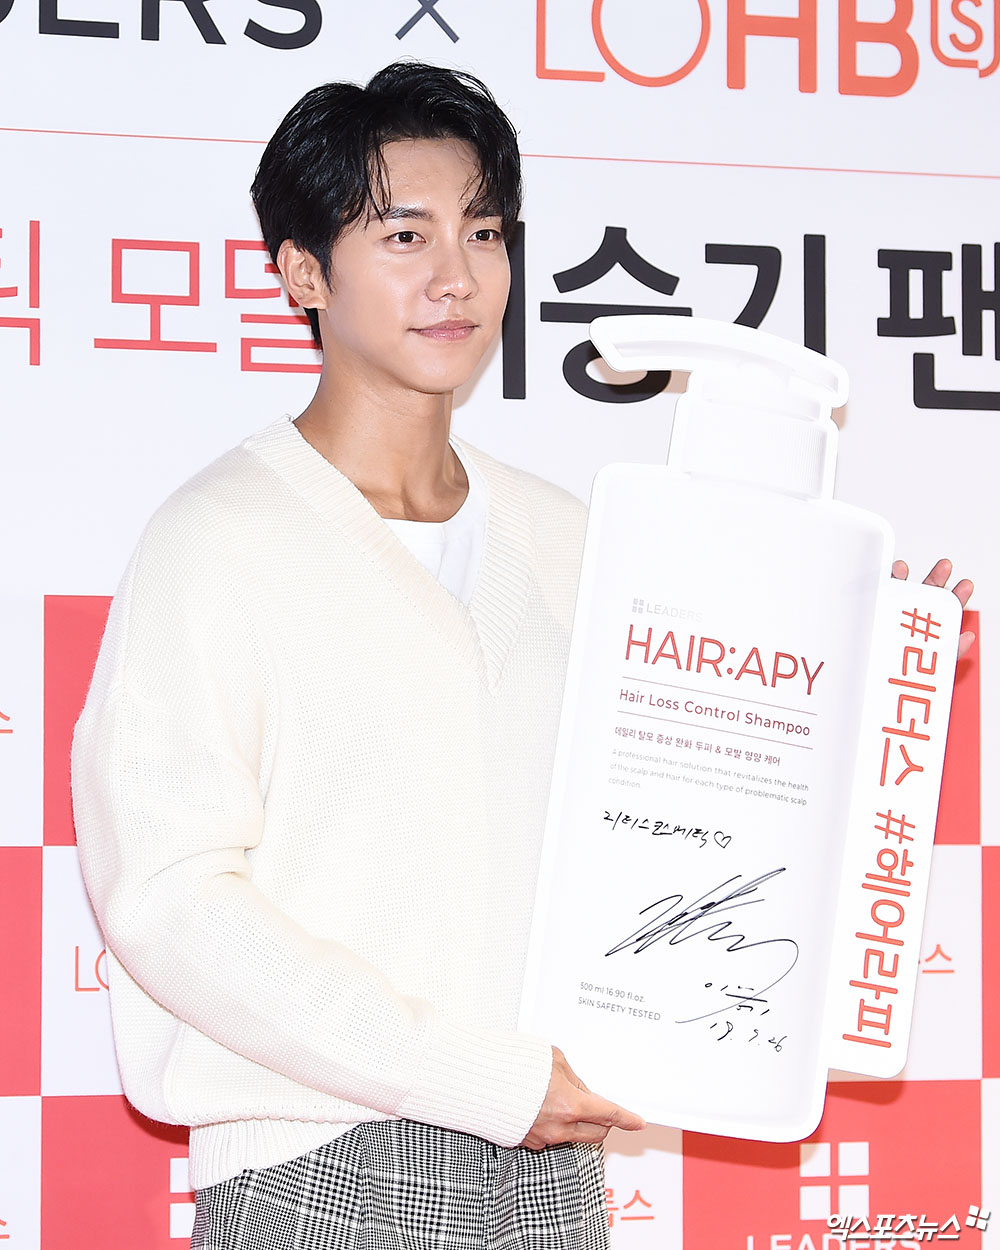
293,368,468,523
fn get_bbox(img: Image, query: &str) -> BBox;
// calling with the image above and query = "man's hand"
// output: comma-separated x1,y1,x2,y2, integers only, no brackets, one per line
519,1047,646,1151
891,557,975,659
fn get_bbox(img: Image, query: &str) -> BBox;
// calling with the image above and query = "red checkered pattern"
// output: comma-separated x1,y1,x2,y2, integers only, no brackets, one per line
0,601,986,1248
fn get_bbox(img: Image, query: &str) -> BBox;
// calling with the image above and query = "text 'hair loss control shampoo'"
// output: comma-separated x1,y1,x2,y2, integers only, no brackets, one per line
519,315,954,1142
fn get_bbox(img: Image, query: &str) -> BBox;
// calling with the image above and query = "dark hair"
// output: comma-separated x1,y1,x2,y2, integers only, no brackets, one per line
251,61,522,347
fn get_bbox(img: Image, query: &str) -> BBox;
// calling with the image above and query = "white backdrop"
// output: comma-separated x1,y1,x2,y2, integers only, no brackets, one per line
1,3,996,1247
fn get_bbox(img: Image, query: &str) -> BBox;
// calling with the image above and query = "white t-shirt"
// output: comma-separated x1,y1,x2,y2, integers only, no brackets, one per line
383,444,487,605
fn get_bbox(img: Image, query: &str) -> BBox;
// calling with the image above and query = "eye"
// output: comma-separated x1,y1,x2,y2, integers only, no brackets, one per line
470,228,502,244
388,230,421,244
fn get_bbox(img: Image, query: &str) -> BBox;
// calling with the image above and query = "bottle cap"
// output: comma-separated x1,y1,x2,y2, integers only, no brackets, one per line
590,316,849,499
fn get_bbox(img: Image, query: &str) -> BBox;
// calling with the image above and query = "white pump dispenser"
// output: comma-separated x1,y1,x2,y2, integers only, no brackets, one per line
519,315,954,1142
593,315,847,499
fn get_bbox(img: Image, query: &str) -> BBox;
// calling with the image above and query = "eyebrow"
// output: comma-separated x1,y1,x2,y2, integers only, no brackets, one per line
381,203,502,223
382,205,434,222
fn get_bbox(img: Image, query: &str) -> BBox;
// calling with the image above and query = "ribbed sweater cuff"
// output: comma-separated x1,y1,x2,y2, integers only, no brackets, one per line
397,1020,553,1148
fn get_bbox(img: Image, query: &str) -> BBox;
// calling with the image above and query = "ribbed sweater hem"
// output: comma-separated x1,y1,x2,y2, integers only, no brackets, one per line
189,1119,359,1190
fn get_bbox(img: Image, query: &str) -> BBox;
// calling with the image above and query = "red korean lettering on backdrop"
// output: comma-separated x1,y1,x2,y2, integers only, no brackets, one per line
0,220,41,365
225,239,320,374
94,239,217,353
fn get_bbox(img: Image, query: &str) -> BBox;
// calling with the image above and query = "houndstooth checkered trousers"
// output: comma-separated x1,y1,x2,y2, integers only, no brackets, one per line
190,1120,609,1250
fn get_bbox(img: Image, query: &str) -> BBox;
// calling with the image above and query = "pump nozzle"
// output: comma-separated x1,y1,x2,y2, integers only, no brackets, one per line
590,315,850,500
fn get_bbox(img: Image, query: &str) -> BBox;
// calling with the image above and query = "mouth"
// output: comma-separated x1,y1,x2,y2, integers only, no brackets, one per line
412,320,478,341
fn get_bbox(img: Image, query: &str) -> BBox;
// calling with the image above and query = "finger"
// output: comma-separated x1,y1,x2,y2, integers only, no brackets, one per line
607,1107,647,1132
922,558,953,588
587,1102,646,1133
952,578,974,610
958,630,976,661
565,1121,612,1145
519,1121,610,1150
891,559,909,581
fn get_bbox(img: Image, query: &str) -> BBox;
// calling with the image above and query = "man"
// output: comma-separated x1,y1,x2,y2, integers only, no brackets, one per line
72,62,646,1250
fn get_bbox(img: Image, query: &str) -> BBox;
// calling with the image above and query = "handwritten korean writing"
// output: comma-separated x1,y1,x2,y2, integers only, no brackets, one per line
603,809,731,849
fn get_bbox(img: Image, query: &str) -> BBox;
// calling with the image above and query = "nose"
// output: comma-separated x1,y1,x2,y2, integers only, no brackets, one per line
426,240,478,301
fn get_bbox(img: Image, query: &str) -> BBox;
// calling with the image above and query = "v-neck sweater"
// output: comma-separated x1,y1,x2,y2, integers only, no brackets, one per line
71,416,588,1189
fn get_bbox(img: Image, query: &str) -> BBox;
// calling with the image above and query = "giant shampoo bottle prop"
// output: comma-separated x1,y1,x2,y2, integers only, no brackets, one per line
519,316,961,1141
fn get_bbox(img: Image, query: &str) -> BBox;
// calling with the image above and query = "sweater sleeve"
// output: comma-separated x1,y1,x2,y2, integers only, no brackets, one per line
71,500,553,1148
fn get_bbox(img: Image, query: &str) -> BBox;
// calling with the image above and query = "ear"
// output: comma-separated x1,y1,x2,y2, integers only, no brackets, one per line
276,240,328,309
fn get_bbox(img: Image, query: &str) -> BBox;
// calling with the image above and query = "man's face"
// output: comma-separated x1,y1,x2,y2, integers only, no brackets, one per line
314,137,511,399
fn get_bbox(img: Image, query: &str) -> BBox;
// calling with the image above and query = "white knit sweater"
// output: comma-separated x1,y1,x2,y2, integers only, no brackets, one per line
72,416,588,1189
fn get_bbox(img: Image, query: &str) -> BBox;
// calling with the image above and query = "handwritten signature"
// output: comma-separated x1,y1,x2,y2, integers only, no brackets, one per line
605,869,799,1022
